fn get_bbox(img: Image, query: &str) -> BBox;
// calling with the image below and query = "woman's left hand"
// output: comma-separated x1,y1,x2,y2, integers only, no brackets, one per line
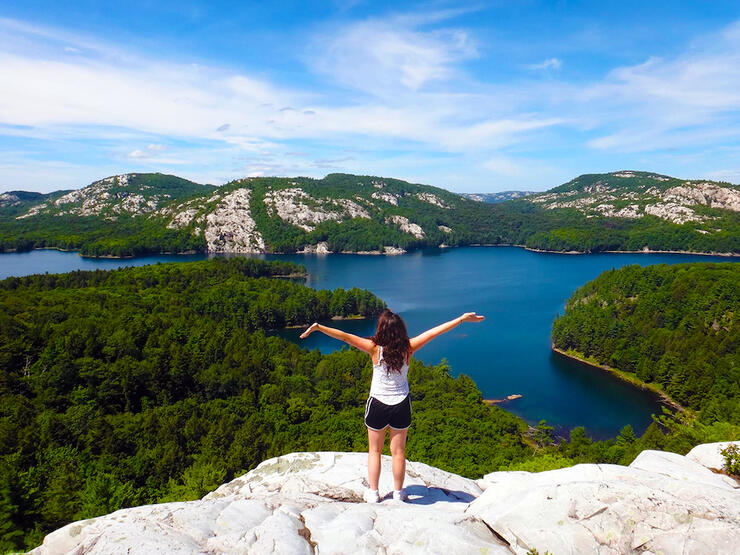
300,322,319,339
460,312,485,322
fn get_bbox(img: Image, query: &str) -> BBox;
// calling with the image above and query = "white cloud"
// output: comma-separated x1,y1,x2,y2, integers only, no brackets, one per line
582,21,740,152
0,16,561,160
1,14,738,192
308,13,478,95
127,144,168,159
704,168,740,184
527,58,562,70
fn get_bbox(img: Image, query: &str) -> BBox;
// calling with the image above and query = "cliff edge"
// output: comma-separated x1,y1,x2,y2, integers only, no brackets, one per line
32,442,740,554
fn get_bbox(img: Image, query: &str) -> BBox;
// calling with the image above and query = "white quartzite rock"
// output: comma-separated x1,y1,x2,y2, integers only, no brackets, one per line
32,452,506,555
203,189,265,253
468,449,740,555
386,215,425,239
686,440,740,472
371,191,399,205
264,188,370,232
297,241,332,254
0,193,21,207
31,443,740,555
414,192,449,209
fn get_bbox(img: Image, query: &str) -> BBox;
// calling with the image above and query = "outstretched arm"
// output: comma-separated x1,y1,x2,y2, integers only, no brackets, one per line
409,312,484,353
300,323,375,354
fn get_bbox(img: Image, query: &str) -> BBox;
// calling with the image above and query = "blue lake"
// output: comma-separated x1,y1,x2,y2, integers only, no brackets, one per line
2,247,735,438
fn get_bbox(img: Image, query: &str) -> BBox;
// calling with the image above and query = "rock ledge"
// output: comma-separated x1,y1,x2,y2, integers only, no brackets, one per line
32,442,740,554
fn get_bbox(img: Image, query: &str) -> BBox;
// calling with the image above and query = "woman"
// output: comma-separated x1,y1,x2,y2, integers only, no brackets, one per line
300,309,484,502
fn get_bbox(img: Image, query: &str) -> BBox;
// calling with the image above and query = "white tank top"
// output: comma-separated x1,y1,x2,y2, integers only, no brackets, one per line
369,346,410,405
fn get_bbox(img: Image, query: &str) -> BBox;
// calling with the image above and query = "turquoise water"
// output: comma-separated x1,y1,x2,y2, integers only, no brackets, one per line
2,247,734,438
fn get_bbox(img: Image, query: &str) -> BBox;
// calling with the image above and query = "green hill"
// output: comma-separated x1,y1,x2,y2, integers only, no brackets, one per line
1,170,739,257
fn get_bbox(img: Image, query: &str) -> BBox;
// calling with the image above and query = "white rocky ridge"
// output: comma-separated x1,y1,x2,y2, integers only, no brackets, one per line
664,182,740,212
264,188,371,232
644,202,704,224
0,192,21,207
386,215,425,239
167,208,200,230
32,442,740,555
371,191,399,205
529,174,740,226
415,192,449,209
163,194,216,232
204,189,265,253
16,174,171,220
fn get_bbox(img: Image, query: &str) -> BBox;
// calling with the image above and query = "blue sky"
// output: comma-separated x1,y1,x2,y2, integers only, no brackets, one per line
1,1,739,193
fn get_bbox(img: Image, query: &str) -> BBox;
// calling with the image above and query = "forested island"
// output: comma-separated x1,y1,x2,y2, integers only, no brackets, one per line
1,259,738,552
1,170,739,257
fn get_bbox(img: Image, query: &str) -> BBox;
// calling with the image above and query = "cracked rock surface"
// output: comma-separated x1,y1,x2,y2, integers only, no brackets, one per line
31,443,740,554
469,444,740,555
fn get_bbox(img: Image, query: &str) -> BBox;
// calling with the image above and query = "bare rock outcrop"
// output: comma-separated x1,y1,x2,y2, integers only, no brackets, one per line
469,445,740,554
528,173,740,227
31,442,740,554
17,174,169,220
264,188,370,232
386,215,425,239
204,189,265,253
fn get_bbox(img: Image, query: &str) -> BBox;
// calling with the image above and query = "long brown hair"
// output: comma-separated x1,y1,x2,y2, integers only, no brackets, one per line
372,309,411,373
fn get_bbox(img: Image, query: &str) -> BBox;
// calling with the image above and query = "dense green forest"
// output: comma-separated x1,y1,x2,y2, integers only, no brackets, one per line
552,263,740,424
0,259,529,552
515,261,740,475
1,258,738,552
2,171,739,257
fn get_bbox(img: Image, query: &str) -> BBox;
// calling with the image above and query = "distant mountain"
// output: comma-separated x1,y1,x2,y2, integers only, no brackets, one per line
530,170,740,225
13,173,214,220
0,190,68,217
1,170,739,257
461,191,536,203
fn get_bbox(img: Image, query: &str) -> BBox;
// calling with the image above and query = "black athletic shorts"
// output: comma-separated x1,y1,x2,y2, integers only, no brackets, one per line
364,395,412,430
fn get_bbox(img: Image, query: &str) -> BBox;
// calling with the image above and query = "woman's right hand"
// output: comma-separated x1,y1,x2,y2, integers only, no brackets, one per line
300,322,319,339
460,312,485,323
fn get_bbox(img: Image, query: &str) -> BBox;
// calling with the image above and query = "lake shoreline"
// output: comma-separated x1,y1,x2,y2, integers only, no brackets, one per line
551,344,686,413
4,243,739,260
4,243,711,437
282,315,368,329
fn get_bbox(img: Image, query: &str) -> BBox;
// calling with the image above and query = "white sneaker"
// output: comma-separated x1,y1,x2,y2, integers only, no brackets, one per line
363,489,380,503
392,489,408,502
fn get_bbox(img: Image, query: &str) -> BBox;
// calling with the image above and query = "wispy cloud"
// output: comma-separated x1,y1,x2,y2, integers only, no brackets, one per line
0,12,738,192
307,9,479,96
582,21,740,152
527,58,562,70
0,15,561,163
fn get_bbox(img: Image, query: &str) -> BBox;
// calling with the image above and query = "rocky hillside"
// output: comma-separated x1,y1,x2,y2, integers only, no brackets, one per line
462,191,536,203
530,170,740,227
32,442,740,554
13,173,213,220
156,174,468,254
2,170,739,256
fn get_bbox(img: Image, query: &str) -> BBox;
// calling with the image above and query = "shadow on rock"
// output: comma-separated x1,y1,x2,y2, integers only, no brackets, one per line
405,485,476,505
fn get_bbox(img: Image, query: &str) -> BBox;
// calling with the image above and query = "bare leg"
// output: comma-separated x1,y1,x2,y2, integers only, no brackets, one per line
388,428,408,491
367,427,386,490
